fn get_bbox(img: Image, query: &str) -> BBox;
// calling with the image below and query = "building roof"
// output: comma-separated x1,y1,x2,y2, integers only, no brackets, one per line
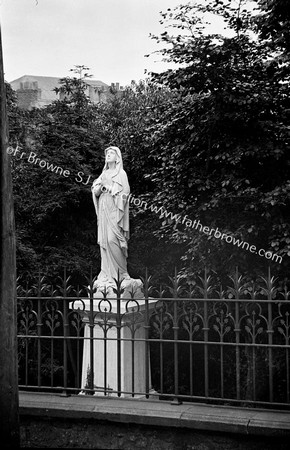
85,79,108,87
10,75,109,101
10,75,61,101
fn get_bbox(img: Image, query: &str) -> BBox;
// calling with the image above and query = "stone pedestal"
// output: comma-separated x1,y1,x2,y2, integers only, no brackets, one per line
72,298,157,397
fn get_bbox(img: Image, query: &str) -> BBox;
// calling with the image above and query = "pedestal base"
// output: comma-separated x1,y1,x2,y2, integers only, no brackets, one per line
73,298,157,397
93,277,144,300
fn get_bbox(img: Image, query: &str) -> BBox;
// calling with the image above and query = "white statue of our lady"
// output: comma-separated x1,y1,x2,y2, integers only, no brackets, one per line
91,146,143,298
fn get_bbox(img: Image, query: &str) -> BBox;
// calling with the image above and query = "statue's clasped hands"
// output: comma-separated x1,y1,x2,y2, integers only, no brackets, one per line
91,179,112,195
101,183,112,193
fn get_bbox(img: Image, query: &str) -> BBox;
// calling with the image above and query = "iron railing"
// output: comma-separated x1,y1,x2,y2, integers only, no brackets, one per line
17,268,290,409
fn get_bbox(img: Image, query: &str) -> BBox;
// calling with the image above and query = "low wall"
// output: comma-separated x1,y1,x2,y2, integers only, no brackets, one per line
19,392,290,449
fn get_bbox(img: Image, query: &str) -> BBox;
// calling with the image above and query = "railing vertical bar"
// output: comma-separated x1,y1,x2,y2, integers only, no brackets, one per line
89,268,94,393
116,273,122,397
63,306,68,392
62,268,68,394
131,332,135,397
189,341,193,397
172,269,180,402
20,296,27,385
50,324,54,388
234,299,241,400
76,335,80,389
24,338,28,385
104,325,107,396
144,269,150,398
286,347,290,403
220,341,224,398
203,271,209,399
173,328,179,399
267,268,274,403
252,344,256,401
37,274,42,388
204,325,209,398
25,334,28,386
75,290,81,389
268,327,274,402
160,338,163,395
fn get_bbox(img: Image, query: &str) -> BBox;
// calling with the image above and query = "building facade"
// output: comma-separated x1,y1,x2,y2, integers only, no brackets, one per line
9,75,123,110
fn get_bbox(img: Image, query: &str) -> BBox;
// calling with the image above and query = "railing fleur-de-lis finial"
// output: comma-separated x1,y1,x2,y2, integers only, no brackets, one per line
227,267,247,299
83,266,96,299
112,269,125,298
56,267,73,297
259,266,278,300
28,270,52,297
167,267,183,298
196,267,214,299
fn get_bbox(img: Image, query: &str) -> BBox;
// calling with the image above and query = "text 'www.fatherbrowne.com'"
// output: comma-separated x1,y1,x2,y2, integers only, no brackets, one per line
120,192,283,264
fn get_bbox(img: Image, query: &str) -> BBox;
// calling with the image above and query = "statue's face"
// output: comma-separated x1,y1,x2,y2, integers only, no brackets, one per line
106,149,117,164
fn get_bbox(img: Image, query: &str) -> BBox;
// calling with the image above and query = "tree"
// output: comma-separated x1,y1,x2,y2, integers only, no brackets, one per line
142,0,290,280
9,0,290,283
8,67,105,283
8,69,183,283
255,0,290,54
95,80,188,279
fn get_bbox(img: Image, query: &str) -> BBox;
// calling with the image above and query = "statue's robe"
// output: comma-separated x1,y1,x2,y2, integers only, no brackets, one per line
92,167,130,283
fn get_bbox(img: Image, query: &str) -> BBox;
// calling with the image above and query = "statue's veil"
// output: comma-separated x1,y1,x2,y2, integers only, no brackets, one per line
103,146,123,173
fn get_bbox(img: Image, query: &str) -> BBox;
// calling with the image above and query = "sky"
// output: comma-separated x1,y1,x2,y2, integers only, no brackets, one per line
0,0,230,86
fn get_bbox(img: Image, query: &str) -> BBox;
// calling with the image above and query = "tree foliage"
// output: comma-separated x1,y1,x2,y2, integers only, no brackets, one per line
7,1,290,283
7,67,104,281
144,0,290,278
94,80,188,279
